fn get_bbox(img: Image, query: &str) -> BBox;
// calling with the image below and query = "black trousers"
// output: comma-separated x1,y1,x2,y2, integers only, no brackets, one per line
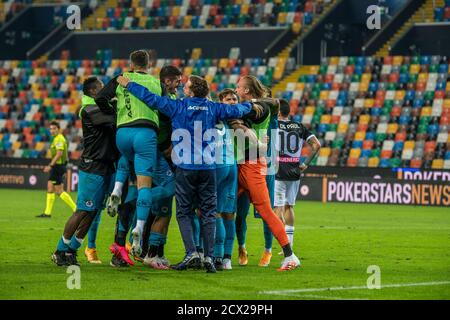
175,167,217,257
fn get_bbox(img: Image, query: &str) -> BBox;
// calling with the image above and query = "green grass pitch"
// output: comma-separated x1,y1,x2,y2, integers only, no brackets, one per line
0,188,449,300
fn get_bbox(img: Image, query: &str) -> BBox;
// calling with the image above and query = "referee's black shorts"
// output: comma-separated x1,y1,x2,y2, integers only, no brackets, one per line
48,164,66,185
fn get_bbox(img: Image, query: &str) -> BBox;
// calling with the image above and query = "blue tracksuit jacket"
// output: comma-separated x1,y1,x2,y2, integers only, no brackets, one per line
126,82,252,170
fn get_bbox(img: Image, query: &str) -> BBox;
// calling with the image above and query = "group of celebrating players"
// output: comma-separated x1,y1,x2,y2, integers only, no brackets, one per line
45,49,320,273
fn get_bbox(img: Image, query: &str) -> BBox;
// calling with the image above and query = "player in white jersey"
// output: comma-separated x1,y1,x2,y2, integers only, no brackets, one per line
274,100,321,248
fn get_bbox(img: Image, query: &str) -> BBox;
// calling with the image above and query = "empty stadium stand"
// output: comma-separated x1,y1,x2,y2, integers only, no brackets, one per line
0,0,30,27
0,49,295,160
434,0,450,21
0,1,448,170
82,0,325,31
377,0,446,57
277,55,450,169
1,52,448,169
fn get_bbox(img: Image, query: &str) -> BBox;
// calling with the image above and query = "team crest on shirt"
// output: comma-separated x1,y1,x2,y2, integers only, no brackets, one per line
161,206,168,213
85,200,93,208
166,169,173,177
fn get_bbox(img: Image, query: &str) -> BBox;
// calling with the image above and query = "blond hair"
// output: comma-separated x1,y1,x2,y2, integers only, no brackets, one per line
240,75,266,99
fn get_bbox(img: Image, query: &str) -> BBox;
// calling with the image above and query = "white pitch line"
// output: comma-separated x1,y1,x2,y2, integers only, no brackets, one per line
269,292,368,300
259,281,450,295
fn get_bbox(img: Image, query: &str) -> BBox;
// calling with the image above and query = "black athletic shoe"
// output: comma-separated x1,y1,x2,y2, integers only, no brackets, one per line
51,251,68,266
204,256,217,273
214,257,224,271
36,213,51,218
65,251,80,266
171,252,202,270
110,255,129,268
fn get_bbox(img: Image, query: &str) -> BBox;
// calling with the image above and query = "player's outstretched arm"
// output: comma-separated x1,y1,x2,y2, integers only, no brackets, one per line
240,102,270,123
227,119,263,149
116,76,180,117
213,101,252,120
251,98,280,115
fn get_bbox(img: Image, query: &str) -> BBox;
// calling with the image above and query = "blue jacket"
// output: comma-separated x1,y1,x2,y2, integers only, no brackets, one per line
127,82,252,170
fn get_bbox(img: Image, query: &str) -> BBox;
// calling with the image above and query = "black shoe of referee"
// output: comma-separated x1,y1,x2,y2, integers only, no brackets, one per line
36,213,51,218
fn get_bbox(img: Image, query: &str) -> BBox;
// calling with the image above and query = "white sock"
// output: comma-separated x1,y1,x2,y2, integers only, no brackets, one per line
62,236,71,245
75,237,84,244
265,248,272,253
135,220,145,234
112,182,124,198
285,225,295,246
